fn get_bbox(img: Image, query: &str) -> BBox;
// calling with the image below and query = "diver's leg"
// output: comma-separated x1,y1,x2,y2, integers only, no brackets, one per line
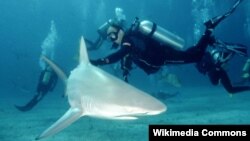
208,70,220,86
204,0,244,29
170,35,214,64
187,23,217,62
220,69,250,94
164,43,211,64
163,46,202,64
192,32,215,53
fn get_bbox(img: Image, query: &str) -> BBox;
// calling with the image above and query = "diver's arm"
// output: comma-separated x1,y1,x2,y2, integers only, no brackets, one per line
121,55,133,82
86,36,104,51
91,44,130,66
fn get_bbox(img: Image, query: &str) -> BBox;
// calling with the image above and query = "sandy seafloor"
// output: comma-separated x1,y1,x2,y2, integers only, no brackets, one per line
1,86,250,141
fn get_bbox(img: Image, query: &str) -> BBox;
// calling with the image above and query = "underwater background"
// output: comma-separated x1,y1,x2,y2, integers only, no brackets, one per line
0,0,250,141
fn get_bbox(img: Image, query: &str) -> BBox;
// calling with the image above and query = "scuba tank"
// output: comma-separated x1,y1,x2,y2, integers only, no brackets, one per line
243,59,250,72
131,18,185,50
242,59,250,78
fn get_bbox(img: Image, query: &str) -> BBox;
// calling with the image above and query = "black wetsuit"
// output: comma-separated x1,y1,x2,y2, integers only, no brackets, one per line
91,28,213,75
36,68,58,94
91,0,245,82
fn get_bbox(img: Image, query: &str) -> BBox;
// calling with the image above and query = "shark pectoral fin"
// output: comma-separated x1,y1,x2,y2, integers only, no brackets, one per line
36,108,82,140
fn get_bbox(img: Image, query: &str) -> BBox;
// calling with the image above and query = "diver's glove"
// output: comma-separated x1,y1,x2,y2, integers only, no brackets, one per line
90,58,108,66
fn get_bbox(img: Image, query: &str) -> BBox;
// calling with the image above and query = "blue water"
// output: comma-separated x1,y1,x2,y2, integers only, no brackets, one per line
0,0,250,141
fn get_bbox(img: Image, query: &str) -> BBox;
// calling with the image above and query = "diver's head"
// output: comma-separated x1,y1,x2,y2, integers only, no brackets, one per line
97,7,126,48
97,19,125,48
106,24,125,48
97,19,125,39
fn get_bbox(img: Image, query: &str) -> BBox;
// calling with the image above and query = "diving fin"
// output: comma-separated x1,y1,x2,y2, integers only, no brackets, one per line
204,0,244,29
225,43,248,57
15,104,35,112
215,40,248,57
15,94,43,112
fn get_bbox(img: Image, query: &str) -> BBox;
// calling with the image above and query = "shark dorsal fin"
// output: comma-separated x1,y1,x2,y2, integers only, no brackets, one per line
79,36,89,64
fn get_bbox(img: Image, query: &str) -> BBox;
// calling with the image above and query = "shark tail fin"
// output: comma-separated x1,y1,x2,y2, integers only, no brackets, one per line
79,36,89,64
36,108,82,140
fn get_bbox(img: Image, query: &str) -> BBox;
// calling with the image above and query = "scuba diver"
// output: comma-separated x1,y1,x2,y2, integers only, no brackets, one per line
196,43,250,94
90,0,247,83
15,66,58,112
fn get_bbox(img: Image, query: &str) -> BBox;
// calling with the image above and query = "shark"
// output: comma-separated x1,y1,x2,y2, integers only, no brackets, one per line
36,36,167,140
